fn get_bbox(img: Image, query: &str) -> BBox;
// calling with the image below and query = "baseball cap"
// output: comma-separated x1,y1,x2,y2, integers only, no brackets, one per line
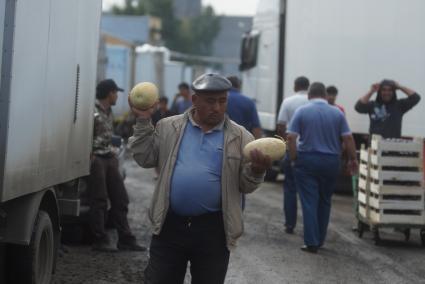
96,79,124,94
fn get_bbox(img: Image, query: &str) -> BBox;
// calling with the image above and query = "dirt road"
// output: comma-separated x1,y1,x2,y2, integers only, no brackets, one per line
53,158,425,283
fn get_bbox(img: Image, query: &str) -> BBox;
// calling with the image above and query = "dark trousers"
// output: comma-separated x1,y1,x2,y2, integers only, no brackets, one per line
282,155,297,230
294,152,340,247
87,155,133,241
145,211,230,284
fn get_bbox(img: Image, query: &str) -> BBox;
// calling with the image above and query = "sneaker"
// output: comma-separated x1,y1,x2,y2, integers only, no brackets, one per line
92,238,118,252
117,237,146,252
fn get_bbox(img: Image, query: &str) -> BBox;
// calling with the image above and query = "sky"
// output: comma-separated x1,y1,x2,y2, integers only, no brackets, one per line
102,0,259,16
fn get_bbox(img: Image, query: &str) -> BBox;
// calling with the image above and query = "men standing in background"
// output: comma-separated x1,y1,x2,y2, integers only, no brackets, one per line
287,82,358,253
152,96,173,126
171,82,192,115
89,79,145,252
276,76,310,234
326,85,345,114
226,76,263,139
355,80,420,139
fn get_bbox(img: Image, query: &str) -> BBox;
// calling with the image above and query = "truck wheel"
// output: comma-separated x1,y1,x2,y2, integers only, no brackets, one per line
7,210,55,284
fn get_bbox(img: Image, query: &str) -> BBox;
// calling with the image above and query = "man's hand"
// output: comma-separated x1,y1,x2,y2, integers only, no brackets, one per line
394,81,401,89
370,83,380,93
287,133,298,161
276,123,287,140
348,159,359,175
249,149,272,175
128,96,158,119
393,82,416,96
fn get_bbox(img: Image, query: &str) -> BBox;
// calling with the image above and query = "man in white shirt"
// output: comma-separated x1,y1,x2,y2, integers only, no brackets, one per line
276,76,310,234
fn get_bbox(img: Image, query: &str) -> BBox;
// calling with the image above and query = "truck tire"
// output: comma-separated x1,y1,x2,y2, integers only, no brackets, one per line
7,210,55,284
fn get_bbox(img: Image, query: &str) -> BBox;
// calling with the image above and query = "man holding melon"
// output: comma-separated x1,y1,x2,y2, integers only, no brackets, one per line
128,73,273,284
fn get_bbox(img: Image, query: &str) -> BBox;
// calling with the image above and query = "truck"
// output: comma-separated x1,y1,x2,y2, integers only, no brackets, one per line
240,0,425,183
240,0,425,139
0,1,102,283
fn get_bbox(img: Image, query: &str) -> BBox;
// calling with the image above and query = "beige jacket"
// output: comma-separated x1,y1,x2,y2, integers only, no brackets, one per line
128,109,264,249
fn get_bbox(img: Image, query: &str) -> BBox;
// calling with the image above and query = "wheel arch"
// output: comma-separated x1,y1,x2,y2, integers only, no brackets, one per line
0,188,60,245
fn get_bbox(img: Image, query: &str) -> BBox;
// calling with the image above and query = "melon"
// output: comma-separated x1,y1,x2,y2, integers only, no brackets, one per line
243,137,286,161
129,82,159,110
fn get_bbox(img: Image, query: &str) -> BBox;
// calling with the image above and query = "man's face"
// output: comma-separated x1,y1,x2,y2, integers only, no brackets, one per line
108,90,118,106
192,92,227,127
179,87,190,98
380,85,394,103
326,94,336,105
159,101,167,111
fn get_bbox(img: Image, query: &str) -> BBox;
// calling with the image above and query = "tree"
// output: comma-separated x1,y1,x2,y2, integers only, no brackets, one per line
112,0,146,15
111,0,220,56
190,6,220,55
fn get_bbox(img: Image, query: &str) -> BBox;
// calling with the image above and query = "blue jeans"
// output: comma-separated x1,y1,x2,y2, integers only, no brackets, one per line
282,155,297,229
294,152,340,247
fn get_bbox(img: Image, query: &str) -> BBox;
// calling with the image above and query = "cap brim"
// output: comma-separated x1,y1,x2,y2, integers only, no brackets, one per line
117,87,124,92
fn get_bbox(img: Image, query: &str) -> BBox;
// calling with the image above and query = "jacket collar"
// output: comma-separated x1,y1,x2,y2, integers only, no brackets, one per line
171,107,240,142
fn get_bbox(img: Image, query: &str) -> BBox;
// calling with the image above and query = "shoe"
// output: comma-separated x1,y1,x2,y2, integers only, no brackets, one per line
285,227,294,234
117,237,147,252
300,245,318,253
92,238,118,252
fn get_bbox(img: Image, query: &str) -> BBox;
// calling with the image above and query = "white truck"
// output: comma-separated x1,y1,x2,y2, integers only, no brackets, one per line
0,1,101,283
241,0,425,139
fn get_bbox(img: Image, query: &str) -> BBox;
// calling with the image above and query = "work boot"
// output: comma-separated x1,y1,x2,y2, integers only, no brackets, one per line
117,236,146,252
92,237,118,252
300,245,318,254
285,227,294,234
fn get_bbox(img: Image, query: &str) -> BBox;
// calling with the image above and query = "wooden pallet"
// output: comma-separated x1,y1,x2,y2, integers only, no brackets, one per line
368,191,424,211
358,200,368,219
369,207,425,225
357,147,371,219
358,135,425,225
369,135,424,189
369,182,423,196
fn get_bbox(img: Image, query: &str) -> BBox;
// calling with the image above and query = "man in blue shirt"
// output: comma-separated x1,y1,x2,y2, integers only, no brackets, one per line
287,82,358,253
171,82,192,115
128,73,271,283
226,76,262,139
226,76,263,211
276,76,310,234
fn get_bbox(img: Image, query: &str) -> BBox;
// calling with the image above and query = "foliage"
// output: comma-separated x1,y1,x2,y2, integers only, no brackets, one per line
111,0,220,56
112,0,146,15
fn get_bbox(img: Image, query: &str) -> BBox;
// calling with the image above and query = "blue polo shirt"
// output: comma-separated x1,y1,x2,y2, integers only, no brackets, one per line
288,98,351,155
226,88,261,132
170,114,224,216
174,98,192,115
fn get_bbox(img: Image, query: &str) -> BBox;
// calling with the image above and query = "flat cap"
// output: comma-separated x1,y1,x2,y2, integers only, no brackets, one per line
191,73,232,93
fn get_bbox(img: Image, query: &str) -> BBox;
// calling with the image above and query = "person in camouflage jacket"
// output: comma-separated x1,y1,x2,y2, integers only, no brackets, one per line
88,79,145,252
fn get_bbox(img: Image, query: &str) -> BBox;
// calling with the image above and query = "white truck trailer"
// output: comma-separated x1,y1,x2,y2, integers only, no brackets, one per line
241,0,425,138
0,1,101,283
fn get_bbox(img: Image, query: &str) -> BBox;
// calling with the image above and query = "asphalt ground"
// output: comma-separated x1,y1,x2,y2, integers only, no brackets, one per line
53,158,425,284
